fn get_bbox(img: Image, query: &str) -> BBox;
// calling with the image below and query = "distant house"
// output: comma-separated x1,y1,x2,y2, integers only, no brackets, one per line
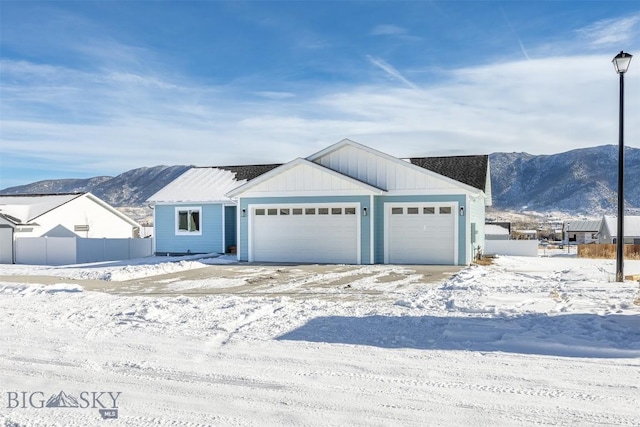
598,216,640,244
485,223,510,240
149,139,492,265
563,220,602,245
514,229,537,240
0,193,142,264
146,165,279,256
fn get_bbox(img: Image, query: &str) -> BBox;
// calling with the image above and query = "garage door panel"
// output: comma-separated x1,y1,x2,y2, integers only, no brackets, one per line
387,204,455,265
252,206,358,264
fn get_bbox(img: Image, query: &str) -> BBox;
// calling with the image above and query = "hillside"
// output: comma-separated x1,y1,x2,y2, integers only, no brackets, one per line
0,165,191,207
2,145,639,216
490,145,640,214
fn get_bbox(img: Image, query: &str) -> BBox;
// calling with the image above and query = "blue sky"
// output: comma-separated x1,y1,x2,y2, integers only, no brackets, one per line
1,1,639,189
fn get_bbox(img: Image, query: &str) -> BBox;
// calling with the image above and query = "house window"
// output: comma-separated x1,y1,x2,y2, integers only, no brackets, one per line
176,208,201,235
345,208,356,215
293,208,303,215
305,208,316,215
331,208,342,215
255,209,265,215
439,207,452,214
318,208,329,215
280,208,290,215
407,207,419,214
424,207,435,214
267,209,278,215
392,207,403,214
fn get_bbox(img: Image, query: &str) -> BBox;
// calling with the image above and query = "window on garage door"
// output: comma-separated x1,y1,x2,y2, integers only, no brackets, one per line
254,206,357,216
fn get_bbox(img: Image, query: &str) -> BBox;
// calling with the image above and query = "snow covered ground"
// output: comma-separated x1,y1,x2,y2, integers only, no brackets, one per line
1,254,639,426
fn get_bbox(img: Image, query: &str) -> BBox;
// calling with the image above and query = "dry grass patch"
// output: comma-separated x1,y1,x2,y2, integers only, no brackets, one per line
474,256,495,266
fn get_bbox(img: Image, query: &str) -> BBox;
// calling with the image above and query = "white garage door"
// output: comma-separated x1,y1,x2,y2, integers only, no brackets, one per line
251,205,359,263
387,204,456,264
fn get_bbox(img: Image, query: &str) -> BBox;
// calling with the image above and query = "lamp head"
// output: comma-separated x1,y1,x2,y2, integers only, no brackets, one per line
612,51,633,74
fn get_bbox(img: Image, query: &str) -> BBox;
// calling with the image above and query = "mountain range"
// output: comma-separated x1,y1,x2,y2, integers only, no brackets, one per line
1,145,638,215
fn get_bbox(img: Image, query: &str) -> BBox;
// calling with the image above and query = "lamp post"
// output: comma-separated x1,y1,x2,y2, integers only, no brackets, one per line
612,51,632,282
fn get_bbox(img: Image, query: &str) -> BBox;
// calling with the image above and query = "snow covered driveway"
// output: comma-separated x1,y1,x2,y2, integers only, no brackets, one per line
1,256,639,426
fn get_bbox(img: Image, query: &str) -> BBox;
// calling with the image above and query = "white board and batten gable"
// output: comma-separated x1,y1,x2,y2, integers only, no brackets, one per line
148,168,245,204
307,139,485,197
228,139,487,199
227,158,385,198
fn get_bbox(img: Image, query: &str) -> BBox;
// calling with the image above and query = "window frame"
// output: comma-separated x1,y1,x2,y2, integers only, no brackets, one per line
175,206,202,236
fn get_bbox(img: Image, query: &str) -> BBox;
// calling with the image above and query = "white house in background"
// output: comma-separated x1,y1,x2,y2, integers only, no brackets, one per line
563,219,602,245
485,223,510,240
0,193,141,264
598,216,640,244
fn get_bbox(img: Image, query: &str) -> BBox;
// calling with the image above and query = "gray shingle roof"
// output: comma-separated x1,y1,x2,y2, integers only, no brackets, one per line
408,155,489,192
217,164,282,181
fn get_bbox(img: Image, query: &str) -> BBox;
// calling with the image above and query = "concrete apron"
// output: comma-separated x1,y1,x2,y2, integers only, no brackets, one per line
0,264,464,299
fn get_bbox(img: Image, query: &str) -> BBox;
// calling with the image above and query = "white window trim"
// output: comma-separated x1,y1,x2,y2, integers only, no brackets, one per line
175,206,202,236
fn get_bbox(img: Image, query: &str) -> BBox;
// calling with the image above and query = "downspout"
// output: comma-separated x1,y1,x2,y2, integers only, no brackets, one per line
151,204,156,255
370,194,374,264
236,198,241,262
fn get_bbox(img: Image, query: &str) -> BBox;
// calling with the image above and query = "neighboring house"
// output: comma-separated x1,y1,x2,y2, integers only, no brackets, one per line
0,193,142,264
0,215,15,263
598,216,640,244
485,223,510,240
0,193,140,238
513,230,537,240
147,165,280,256
227,139,491,265
563,220,602,245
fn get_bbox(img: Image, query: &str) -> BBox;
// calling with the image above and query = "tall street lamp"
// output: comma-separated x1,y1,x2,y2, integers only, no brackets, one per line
612,51,632,282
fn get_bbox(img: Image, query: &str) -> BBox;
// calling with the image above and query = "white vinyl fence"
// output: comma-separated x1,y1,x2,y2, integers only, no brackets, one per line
484,240,539,257
15,237,153,265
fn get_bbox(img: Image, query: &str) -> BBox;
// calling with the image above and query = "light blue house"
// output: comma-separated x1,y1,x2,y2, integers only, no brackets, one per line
226,139,491,265
147,165,279,256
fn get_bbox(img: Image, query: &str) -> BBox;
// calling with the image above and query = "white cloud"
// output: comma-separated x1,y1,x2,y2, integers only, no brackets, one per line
366,55,419,89
1,47,639,188
254,91,297,100
370,24,407,36
577,14,640,48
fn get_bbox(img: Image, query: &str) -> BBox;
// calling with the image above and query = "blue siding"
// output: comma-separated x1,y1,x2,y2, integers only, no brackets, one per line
224,205,237,252
373,195,467,265
238,196,371,263
154,204,224,255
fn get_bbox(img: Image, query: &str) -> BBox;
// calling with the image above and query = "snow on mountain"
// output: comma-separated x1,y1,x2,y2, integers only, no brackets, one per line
490,145,640,214
0,165,191,206
2,145,639,215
